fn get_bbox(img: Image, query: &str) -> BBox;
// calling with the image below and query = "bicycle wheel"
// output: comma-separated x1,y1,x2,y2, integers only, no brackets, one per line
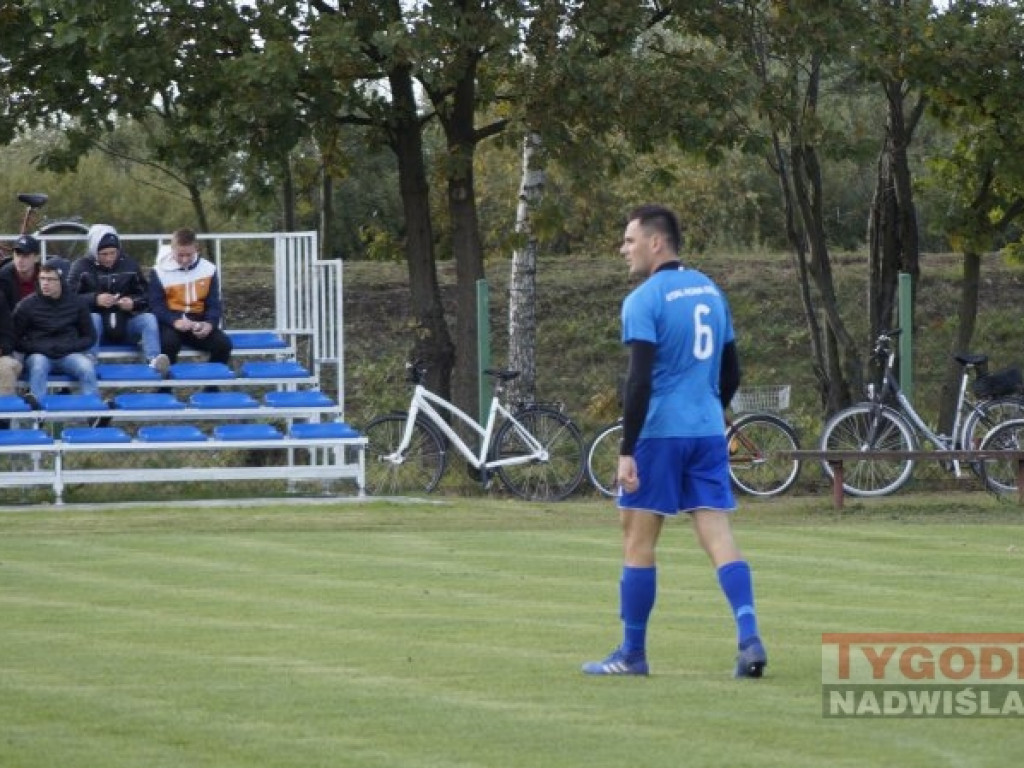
586,421,622,498
493,406,585,501
978,418,1024,496
36,220,89,262
819,404,915,497
727,413,801,497
363,413,447,496
960,396,1024,451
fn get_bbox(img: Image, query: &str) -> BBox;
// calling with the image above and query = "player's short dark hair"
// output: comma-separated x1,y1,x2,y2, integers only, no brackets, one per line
627,204,682,254
171,227,198,247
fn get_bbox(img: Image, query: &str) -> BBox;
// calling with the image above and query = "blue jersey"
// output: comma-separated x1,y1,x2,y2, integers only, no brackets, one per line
621,267,734,438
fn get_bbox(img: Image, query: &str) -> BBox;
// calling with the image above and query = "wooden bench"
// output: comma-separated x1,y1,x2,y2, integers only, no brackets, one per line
779,450,1024,509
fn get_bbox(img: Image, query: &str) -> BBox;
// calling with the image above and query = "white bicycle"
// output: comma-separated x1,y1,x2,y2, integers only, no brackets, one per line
363,361,585,501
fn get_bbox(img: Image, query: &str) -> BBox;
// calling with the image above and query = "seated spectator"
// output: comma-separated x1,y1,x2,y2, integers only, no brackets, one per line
12,260,99,405
0,234,42,311
69,225,169,376
0,292,22,396
148,227,232,366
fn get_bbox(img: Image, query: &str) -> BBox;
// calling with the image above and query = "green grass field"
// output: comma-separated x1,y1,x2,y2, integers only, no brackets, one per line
2,494,1022,767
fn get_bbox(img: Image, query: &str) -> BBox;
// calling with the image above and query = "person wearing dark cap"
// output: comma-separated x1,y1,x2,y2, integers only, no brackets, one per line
0,234,42,311
69,224,169,376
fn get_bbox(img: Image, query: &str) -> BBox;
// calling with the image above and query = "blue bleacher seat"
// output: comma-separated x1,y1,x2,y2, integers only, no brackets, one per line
289,422,361,439
213,424,283,441
264,390,335,408
112,393,186,410
239,361,309,378
169,362,236,380
0,395,33,413
40,393,108,411
96,344,139,355
61,427,132,444
0,428,55,445
137,425,207,442
190,391,259,409
96,363,162,381
227,331,289,350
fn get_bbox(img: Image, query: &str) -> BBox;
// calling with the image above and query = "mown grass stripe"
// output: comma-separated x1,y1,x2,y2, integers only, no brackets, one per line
2,494,1023,767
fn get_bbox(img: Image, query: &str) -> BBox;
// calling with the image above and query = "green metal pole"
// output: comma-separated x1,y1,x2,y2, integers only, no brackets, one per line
898,272,913,401
476,279,492,427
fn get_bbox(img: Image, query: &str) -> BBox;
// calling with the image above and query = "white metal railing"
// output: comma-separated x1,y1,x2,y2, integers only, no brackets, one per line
7,229,345,411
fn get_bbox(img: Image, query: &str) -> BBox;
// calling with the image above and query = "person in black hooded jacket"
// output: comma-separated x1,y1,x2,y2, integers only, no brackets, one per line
68,224,169,376
0,292,22,396
12,260,98,403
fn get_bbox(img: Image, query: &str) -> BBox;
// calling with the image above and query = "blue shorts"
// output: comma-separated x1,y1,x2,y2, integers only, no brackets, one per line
618,436,736,516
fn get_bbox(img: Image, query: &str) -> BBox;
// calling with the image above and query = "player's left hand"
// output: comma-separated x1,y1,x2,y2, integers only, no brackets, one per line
617,455,639,494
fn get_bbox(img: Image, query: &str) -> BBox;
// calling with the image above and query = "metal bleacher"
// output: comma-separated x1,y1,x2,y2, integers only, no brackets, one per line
1,230,365,503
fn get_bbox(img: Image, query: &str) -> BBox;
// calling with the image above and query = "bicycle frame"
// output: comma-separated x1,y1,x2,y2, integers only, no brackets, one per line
871,338,979,476
390,384,548,470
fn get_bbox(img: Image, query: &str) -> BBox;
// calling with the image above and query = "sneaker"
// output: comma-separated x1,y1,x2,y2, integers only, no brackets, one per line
23,393,41,410
148,354,170,377
581,647,649,676
734,638,768,679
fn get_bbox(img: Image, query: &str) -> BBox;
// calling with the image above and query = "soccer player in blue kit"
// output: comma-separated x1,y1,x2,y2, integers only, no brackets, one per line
582,204,767,678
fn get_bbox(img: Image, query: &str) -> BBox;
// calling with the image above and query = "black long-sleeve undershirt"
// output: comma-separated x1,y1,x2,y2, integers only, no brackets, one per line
618,339,742,456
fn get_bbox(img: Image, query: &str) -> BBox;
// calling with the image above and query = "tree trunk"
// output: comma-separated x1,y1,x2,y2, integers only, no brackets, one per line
790,137,863,414
281,157,296,233
187,183,210,233
770,131,829,408
441,53,487,422
508,132,544,406
388,64,455,398
867,79,923,345
938,251,981,437
319,166,333,260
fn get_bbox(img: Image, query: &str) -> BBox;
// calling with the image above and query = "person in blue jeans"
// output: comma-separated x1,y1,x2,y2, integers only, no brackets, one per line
581,204,767,679
68,225,169,377
12,260,99,405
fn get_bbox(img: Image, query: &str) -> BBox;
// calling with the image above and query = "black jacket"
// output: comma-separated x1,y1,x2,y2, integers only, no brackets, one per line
68,251,151,342
0,261,39,312
12,279,96,359
0,292,15,357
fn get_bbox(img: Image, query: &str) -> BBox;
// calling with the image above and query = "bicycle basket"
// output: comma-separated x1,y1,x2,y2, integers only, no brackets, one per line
973,366,1023,398
731,385,791,414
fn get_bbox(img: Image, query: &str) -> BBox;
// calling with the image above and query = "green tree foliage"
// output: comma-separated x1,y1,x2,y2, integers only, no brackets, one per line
0,130,254,237
7,0,1024,428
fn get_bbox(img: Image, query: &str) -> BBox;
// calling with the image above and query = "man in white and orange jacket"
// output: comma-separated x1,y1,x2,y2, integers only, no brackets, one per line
148,227,233,366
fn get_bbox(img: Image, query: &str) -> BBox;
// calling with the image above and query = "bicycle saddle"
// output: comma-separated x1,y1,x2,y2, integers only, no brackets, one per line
17,193,48,208
484,368,520,382
954,353,987,367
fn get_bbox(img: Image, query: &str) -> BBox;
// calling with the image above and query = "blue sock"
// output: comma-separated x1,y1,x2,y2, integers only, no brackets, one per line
717,560,760,647
620,565,656,658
